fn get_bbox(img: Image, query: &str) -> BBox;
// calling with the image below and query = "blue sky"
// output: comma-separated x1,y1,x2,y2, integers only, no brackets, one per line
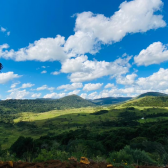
0,0,168,99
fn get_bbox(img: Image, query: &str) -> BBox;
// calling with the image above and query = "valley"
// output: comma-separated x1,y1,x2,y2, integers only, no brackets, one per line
0,92,168,166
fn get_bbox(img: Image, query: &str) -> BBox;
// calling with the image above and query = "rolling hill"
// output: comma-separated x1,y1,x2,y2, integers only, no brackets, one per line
137,92,168,98
90,97,132,105
0,95,95,113
122,96,168,107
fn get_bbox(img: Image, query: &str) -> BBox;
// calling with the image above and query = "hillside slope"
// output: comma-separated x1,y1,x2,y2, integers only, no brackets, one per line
0,95,95,112
137,92,168,98
122,96,168,107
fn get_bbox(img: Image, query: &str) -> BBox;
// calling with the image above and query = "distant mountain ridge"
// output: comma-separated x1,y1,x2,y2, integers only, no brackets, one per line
1,92,168,113
90,97,132,105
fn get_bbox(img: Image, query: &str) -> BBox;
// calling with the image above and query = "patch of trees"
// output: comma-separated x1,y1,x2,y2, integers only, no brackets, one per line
0,95,95,113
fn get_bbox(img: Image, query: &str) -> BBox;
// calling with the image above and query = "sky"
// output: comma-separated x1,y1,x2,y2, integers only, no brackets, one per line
0,0,168,100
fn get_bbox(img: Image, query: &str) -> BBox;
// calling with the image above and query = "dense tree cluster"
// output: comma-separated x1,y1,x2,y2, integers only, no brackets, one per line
0,95,95,112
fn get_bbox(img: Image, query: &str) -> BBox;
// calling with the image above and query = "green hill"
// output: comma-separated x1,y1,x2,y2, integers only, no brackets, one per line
122,96,168,107
0,95,95,113
137,92,168,98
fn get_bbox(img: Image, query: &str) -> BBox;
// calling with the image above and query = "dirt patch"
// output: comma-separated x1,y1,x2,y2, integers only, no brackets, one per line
0,160,118,168
0,161,162,168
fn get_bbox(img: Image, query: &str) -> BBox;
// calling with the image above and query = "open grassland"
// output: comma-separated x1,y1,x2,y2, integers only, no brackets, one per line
13,107,97,123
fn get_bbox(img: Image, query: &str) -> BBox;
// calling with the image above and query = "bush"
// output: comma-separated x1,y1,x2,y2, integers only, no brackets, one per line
33,149,69,162
108,146,156,165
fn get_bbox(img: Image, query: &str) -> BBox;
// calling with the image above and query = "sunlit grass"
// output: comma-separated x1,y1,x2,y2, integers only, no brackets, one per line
14,107,97,123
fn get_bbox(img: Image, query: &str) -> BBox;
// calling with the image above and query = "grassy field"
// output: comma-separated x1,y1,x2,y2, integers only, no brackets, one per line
13,107,96,123
1,101,168,149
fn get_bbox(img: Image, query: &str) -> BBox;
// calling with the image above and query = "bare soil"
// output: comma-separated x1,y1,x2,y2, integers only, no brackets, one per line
0,160,162,168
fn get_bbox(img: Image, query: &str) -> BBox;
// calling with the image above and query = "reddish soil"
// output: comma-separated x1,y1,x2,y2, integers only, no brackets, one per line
0,160,162,168
0,160,119,168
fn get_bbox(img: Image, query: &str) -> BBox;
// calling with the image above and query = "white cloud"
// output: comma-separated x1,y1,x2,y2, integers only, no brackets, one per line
1,27,6,32
0,35,66,62
68,90,80,95
11,82,20,88
80,93,87,99
116,73,138,85
51,71,60,75
7,31,10,36
0,0,166,63
64,0,166,56
77,68,168,99
134,42,168,66
31,93,42,98
83,83,103,91
136,68,168,90
87,92,101,99
6,89,30,99
0,72,21,84
43,92,66,99
104,83,115,89
41,70,47,74
100,68,168,97
21,83,35,88
42,66,46,68
57,83,83,91
61,55,132,82
36,85,55,91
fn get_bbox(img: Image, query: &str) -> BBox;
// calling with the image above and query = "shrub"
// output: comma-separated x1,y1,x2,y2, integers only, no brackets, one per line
33,149,69,162
108,146,156,165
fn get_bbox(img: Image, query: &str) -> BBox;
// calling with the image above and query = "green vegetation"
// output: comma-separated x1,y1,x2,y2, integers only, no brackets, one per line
121,96,168,107
137,92,168,98
0,94,95,112
1,93,168,165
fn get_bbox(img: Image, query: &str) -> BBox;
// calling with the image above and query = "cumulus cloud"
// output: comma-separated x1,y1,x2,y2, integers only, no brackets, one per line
68,90,80,95
21,83,35,88
51,71,60,75
43,92,66,99
104,83,115,89
41,70,47,74
6,89,30,99
0,72,21,84
0,0,166,63
136,68,168,90
1,27,6,32
31,93,42,98
57,83,83,91
36,85,55,91
83,83,103,91
134,42,168,66
116,73,138,85
85,68,168,98
80,93,87,99
0,35,66,62
87,92,101,99
64,0,166,56
11,82,20,88
61,55,132,82
7,31,10,36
